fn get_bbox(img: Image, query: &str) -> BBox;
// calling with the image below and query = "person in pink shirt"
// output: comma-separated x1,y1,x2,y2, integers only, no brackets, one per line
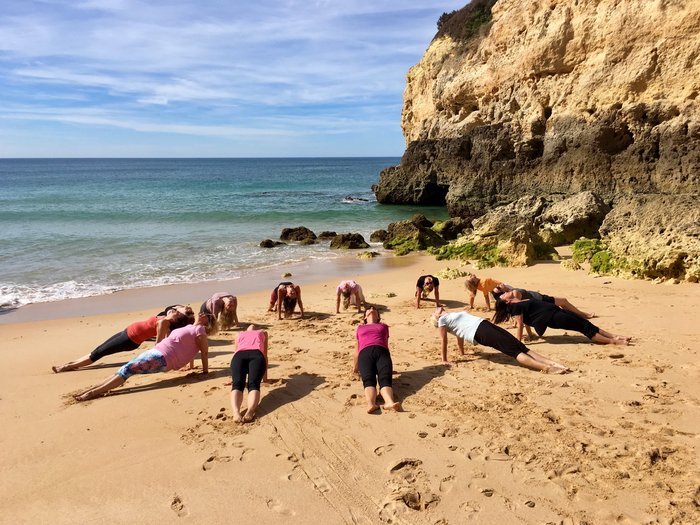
229,324,269,423
354,306,401,414
73,312,211,402
200,292,238,334
335,279,366,314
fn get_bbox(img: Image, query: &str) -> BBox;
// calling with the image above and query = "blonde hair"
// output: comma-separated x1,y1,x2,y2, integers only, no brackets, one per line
430,314,439,328
465,275,479,294
342,294,351,310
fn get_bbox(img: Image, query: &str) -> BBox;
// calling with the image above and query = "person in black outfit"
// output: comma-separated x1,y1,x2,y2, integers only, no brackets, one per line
415,275,441,309
493,297,631,345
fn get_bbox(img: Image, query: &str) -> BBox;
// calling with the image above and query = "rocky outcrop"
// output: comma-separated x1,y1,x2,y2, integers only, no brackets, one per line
538,191,610,245
317,231,337,240
280,227,317,243
329,233,370,250
373,0,699,280
260,239,286,248
383,215,446,255
599,195,700,281
370,230,388,242
431,217,472,240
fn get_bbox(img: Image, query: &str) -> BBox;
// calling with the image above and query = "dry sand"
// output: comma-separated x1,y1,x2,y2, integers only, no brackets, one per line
1,253,698,524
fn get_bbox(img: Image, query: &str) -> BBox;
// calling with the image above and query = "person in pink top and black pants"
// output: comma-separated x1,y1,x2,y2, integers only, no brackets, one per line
73,312,211,402
354,306,401,414
230,324,269,423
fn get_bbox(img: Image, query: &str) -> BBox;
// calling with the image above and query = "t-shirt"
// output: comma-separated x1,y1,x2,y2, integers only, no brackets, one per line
437,312,484,344
337,280,358,294
508,299,558,336
236,330,267,357
126,316,159,344
207,292,235,317
356,323,389,352
155,324,207,371
478,278,502,294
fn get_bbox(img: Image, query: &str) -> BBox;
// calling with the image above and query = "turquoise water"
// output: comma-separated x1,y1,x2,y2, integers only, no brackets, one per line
0,158,447,307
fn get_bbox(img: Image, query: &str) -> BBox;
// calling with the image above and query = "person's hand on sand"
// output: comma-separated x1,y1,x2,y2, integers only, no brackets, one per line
524,334,539,342
442,360,453,367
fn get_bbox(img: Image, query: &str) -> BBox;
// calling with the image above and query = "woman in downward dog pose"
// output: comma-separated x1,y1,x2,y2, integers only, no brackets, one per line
52,306,193,373
335,279,366,314
229,324,269,423
72,312,211,401
200,292,239,334
493,294,630,345
414,274,441,309
268,282,304,320
354,306,401,413
432,306,569,373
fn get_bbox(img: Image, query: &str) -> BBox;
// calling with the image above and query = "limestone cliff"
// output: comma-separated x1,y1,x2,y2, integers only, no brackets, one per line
374,0,700,218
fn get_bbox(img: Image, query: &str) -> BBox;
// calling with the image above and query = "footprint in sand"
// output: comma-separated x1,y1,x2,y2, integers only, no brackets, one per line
170,495,187,517
373,444,395,456
266,499,296,516
239,447,254,462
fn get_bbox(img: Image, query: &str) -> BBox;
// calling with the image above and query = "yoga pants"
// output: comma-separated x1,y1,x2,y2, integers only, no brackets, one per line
89,329,140,362
358,345,393,389
473,321,528,359
548,310,598,340
117,349,167,379
230,350,266,392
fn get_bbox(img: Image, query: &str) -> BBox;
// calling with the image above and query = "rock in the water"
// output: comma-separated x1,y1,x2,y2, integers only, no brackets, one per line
330,233,370,250
280,226,317,243
259,239,286,248
317,231,337,240
369,229,388,242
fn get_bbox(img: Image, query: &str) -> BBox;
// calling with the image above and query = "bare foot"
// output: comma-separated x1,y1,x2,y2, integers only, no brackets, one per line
367,404,380,414
73,392,94,402
586,313,596,319
544,365,570,375
52,365,62,373
232,413,243,423
613,337,630,346
383,402,402,411
242,412,256,423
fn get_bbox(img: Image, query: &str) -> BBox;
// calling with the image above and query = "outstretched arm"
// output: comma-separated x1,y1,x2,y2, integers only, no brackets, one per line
457,336,465,355
296,286,304,318
197,335,209,374
231,297,239,327
155,318,170,343
434,287,441,307
468,292,476,309
515,315,524,342
353,290,362,313
277,288,284,320
439,326,451,365
335,290,341,314
483,292,491,311
415,287,422,309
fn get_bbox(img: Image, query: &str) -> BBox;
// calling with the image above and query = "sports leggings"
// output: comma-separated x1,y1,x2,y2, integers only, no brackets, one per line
89,329,140,362
230,350,266,392
473,321,528,359
548,310,599,340
358,345,393,389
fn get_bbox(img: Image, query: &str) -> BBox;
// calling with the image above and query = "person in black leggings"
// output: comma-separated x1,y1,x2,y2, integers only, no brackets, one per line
491,285,594,319
432,307,569,373
354,306,401,413
493,297,631,345
230,324,269,423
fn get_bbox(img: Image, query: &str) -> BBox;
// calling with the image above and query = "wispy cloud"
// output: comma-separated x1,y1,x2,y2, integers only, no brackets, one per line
0,0,464,156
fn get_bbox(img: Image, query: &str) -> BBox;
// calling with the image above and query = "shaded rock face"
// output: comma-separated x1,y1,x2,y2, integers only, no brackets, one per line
432,217,472,240
317,231,337,240
599,195,700,281
370,229,388,242
373,0,700,219
538,191,610,245
280,227,317,243
260,239,286,248
383,215,446,255
329,233,370,250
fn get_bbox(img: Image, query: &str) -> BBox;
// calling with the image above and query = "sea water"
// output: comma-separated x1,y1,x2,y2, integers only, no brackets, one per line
0,158,447,307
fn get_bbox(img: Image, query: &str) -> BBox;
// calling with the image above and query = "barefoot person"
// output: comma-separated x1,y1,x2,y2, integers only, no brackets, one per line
268,282,304,320
200,292,239,334
73,312,211,402
52,306,194,373
465,274,502,311
229,324,268,423
415,274,441,309
432,306,569,373
492,284,594,319
335,279,366,314
354,305,401,413
493,295,631,345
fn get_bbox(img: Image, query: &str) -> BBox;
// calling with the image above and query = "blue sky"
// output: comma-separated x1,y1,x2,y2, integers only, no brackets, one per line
0,1,464,158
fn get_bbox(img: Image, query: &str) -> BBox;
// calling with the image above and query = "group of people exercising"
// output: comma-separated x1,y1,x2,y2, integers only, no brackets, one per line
52,274,630,418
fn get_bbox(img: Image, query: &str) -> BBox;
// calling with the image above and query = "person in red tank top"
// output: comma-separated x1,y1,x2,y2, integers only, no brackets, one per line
51,306,193,373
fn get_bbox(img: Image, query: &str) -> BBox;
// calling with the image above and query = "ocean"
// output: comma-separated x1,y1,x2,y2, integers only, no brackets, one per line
0,158,447,308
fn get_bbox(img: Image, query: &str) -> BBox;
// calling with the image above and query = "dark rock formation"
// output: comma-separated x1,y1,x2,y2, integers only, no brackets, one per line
260,239,286,248
369,229,388,242
329,233,370,250
280,227,317,243
317,231,337,240
431,217,472,240
383,215,446,255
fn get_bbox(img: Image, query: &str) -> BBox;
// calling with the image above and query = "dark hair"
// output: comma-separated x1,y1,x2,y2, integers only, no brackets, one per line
283,295,297,313
170,313,195,330
491,300,512,324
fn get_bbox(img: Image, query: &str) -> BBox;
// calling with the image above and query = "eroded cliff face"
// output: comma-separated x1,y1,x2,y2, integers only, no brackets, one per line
374,0,700,218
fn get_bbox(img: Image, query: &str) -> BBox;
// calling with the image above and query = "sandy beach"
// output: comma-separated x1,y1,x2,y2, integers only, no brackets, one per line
1,253,698,524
